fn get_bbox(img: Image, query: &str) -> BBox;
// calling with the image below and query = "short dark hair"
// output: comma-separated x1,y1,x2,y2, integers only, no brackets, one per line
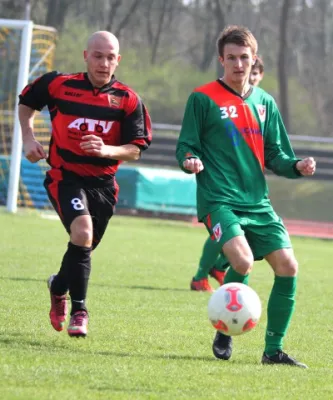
217,25,258,58
253,56,264,73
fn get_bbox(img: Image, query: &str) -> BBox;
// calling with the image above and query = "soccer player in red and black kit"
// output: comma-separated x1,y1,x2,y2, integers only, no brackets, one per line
18,31,152,337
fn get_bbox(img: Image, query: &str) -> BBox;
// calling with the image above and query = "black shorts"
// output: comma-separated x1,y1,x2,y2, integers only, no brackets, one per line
44,169,116,249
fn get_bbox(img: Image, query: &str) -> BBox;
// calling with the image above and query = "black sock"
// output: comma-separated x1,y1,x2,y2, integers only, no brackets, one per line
65,242,92,315
51,247,70,296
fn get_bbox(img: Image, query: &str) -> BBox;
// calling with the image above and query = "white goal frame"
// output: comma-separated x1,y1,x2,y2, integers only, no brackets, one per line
0,18,33,213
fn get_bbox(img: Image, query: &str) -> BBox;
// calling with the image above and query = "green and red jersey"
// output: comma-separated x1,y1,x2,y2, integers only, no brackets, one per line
176,80,301,221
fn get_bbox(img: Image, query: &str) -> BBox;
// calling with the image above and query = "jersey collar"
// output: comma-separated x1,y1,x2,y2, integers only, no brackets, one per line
217,78,253,100
84,73,117,93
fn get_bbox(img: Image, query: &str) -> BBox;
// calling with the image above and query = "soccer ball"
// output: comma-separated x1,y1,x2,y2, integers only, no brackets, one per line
207,282,262,336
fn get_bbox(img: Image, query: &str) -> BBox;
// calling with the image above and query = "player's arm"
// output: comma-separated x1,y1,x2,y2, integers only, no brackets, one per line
176,92,205,174
264,101,305,179
19,105,46,163
18,71,59,162
80,95,152,161
80,138,142,161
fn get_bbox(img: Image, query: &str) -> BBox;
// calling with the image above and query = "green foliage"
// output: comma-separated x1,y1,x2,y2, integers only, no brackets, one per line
53,22,317,129
0,210,333,399
53,20,98,72
54,22,216,123
268,175,333,222
117,49,215,124
288,79,318,136
260,73,317,136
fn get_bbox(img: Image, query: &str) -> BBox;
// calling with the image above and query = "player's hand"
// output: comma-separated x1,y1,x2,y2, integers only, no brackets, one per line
296,157,316,176
183,158,204,174
80,135,108,157
23,139,47,163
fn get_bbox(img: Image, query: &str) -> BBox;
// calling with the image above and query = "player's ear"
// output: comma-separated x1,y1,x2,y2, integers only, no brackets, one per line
218,56,224,67
252,54,257,65
116,54,121,65
83,50,88,62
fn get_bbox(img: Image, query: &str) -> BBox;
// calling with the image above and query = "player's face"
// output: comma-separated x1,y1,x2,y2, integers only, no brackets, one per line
249,67,263,87
84,39,121,87
219,44,255,86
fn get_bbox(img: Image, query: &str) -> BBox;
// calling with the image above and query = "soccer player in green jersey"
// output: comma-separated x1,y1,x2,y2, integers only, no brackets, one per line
249,56,264,86
176,25,316,367
191,56,265,293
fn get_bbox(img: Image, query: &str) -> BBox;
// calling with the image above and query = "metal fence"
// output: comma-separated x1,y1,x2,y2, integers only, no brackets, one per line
138,124,333,181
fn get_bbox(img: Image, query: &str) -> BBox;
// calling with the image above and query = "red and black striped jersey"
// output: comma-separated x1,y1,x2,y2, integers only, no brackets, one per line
19,71,152,179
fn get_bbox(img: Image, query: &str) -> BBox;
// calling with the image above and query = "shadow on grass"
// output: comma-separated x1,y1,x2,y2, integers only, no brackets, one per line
0,332,215,363
89,386,160,394
0,276,190,292
0,276,45,282
113,284,189,292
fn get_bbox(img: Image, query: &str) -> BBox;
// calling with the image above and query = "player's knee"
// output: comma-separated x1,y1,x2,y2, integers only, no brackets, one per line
276,256,298,277
71,227,93,247
232,254,254,275
285,257,298,276
70,216,93,247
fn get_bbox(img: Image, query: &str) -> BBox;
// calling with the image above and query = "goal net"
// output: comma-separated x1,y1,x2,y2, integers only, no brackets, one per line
0,19,57,212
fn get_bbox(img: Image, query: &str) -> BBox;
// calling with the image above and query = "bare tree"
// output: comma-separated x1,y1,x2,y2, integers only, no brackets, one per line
2,0,331,134
105,0,122,32
45,0,70,31
278,0,292,131
0,0,25,19
106,0,141,37
144,0,178,64
294,0,333,135
45,0,71,31
186,0,234,72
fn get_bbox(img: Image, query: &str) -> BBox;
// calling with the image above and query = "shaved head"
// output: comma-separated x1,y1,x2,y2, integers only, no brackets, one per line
84,31,121,88
86,31,120,54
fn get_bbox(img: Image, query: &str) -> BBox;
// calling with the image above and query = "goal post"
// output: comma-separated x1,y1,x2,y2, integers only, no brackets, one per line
0,19,57,213
0,19,33,213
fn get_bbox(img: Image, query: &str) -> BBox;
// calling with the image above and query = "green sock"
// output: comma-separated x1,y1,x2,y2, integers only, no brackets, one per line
224,267,249,285
194,236,220,280
215,253,230,272
265,276,297,356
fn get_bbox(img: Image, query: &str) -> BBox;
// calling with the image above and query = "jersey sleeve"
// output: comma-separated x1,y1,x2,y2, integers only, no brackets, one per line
176,92,206,174
264,100,302,179
120,94,152,150
18,71,60,111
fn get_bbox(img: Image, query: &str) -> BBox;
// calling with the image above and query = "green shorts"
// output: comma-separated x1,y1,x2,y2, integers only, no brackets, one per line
203,207,292,261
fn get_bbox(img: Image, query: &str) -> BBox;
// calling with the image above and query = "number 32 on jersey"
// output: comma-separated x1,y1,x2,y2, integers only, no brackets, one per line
220,106,239,119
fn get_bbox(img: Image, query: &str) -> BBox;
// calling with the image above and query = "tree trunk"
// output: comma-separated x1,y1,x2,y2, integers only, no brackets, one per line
45,0,70,31
114,0,141,38
150,0,168,64
105,0,122,32
278,0,292,131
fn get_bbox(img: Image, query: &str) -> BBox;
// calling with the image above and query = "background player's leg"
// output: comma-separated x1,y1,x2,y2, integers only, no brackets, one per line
195,208,239,292
214,253,230,273
191,236,219,291
209,252,230,285
194,236,220,280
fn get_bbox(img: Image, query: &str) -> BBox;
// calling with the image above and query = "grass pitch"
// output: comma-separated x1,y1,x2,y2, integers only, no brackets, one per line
0,209,332,399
